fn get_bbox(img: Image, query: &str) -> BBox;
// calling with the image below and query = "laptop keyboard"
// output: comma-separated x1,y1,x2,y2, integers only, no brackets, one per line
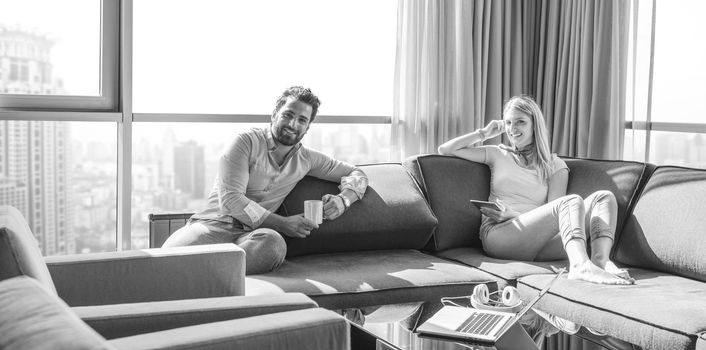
455,312,503,336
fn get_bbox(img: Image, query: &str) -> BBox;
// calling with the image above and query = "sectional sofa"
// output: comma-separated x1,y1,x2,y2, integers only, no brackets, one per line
151,155,706,350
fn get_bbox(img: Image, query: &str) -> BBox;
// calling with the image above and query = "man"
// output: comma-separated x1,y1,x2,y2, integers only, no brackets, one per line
162,86,368,275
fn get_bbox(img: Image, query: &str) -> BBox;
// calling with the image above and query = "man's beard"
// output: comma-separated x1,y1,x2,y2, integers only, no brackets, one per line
273,126,303,146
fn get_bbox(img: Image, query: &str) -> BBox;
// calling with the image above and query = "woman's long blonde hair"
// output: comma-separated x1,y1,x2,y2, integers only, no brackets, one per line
503,96,554,183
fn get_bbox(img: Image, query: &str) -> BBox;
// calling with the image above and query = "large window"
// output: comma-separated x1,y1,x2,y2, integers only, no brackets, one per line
1,1,396,254
624,0,706,167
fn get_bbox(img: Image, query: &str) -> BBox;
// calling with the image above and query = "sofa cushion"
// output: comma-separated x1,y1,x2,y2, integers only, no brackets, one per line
517,269,706,350
278,163,438,257
403,155,490,251
245,249,499,309
615,166,706,282
0,276,112,350
562,158,655,248
0,205,57,293
435,247,570,286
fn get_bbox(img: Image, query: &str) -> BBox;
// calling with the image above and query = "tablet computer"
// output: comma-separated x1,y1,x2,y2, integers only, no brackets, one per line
470,200,503,211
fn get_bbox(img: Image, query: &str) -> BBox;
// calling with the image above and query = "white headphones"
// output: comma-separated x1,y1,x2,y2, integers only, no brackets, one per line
472,284,521,307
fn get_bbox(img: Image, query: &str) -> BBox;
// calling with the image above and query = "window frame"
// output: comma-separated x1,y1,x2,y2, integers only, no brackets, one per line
0,0,119,111
623,0,706,163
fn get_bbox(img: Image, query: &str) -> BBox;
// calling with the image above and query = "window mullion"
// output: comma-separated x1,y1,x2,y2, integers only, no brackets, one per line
117,0,133,251
643,0,657,163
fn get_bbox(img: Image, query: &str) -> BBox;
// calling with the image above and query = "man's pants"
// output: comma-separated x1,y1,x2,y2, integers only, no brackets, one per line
162,218,287,275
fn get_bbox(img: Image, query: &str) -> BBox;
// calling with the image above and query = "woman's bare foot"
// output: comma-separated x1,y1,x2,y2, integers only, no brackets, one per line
601,260,634,282
568,260,634,285
592,257,635,282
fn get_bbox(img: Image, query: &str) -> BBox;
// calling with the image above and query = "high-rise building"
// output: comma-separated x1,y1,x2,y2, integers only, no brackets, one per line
174,140,205,199
0,27,74,255
159,127,177,191
0,177,27,215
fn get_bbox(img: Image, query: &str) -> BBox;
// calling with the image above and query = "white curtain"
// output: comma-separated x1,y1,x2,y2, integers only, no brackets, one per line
392,0,632,161
535,0,631,159
392,0,528,160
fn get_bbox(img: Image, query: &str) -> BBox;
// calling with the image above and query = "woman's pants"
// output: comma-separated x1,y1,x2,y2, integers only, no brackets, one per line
482,191,617,261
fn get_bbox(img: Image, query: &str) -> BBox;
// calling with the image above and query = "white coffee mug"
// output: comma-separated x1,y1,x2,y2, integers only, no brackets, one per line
304,200,323,224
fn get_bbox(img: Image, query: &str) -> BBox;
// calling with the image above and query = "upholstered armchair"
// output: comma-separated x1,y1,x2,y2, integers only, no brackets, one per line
0,205,350,349
0,276,350,350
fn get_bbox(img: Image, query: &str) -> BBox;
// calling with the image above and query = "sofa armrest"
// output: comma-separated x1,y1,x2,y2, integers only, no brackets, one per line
46,243,245,306
108,308,350,350
75,293,318,339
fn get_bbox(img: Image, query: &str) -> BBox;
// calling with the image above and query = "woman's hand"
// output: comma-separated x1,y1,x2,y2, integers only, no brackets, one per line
480,200,519,223
480,120,506,140
437,119,504,160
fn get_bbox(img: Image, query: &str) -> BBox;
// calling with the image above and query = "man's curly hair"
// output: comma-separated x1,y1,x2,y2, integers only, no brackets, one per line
272,86,321,122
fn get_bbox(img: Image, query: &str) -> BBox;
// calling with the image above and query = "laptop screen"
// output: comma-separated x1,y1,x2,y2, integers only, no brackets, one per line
513,268,565,320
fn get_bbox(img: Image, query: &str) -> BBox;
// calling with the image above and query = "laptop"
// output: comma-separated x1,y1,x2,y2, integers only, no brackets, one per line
417,269,565,344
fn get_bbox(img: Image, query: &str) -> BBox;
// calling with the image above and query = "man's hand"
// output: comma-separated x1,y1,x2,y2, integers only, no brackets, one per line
279,214,318,238
322,194,345,221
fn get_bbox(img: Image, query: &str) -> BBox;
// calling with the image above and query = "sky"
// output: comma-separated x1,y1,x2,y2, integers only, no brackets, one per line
650,0,706,123
0,0,99,95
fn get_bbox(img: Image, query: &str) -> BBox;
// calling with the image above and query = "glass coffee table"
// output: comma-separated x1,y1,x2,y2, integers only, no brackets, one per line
346,302,542,350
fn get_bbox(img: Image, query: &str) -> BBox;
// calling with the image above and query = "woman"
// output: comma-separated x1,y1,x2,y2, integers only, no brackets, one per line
438,96,633,285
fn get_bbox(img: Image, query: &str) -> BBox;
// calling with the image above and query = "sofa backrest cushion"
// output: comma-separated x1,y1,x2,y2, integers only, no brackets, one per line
278,163,438,257
0,276,112,350
404,155,653,252
403,155,490,251
562,158,655,247
615,166,706,282
0,205,57,294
